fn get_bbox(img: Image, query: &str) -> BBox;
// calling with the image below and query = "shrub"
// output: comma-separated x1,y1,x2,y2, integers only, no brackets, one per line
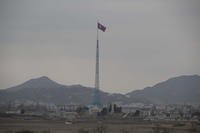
15,130,34,133
120,128,130,133
78,129,90,133
93,124,106,133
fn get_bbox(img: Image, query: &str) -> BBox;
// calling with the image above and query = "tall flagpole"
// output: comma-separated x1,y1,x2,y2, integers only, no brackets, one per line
94,21,100,106
97,20,99,42
95,21,99,90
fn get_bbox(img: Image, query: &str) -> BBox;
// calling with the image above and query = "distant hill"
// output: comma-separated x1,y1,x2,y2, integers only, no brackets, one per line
0,75,199,105
126,75,200,104
0,76,128,105
6,76,62,92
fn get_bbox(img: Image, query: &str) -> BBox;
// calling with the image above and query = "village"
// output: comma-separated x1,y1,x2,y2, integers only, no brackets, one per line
1,101,200,123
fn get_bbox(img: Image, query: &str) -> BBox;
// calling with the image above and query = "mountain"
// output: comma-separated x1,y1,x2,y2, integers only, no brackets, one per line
0,76,128,105
6,76,62,92
126,75,200,104
0,75,200,105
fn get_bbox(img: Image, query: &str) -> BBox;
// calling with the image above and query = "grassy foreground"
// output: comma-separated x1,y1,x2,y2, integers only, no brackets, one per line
0,117,199,133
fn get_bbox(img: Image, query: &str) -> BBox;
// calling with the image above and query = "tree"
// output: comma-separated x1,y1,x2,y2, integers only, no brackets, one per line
101,107,108,116
134,110,140,116
108,104,112,113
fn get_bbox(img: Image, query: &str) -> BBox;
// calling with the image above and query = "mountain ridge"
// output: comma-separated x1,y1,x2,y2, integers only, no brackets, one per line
6,76,63,92
127,75,200,104
0,75,200,104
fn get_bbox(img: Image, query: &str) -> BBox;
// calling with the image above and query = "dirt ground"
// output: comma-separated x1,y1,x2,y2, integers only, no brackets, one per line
0,117,199,133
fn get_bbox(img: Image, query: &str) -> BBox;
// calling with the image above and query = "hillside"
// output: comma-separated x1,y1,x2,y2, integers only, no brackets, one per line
0,75,200,105
0,76,128,105
126,75,200,104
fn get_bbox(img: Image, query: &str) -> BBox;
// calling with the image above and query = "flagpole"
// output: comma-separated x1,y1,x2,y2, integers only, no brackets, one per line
95,20,99,91
97,20,99,41
94,20,106,106
93,20,100,106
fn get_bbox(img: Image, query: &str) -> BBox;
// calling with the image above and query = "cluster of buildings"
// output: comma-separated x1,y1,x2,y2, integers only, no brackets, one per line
121,103,200,122
0,100,200,122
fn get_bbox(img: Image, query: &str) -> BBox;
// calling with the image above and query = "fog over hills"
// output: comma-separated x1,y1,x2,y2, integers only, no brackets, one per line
0,75,200,105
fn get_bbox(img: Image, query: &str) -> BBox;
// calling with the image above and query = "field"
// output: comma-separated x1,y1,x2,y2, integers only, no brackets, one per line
0,116,199,133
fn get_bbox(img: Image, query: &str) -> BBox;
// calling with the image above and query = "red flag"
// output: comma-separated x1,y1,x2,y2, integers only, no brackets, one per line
98,22,106,32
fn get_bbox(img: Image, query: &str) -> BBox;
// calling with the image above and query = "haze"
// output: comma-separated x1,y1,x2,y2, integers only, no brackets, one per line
0,0,199,94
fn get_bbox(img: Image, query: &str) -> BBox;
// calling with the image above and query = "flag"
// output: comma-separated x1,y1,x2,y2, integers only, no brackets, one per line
98,22,106,32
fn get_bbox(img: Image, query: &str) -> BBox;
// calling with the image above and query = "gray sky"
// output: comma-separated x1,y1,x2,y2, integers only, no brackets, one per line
0,0,200,94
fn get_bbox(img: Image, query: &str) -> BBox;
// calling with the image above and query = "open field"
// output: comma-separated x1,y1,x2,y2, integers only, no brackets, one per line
0,116,199,133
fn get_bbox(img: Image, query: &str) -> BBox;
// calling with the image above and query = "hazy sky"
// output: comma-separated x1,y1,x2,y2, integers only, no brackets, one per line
0,0,199,93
